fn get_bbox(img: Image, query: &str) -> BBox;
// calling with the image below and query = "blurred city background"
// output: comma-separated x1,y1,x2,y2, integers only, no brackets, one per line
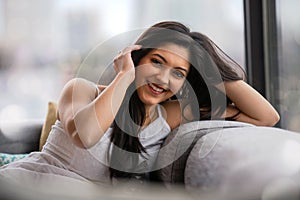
0,0,299,132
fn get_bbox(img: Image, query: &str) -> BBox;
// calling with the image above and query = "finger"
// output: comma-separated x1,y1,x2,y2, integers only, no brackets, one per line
121,45,142,55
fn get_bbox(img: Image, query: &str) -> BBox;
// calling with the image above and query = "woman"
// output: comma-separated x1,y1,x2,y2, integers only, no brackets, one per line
0,21,279,186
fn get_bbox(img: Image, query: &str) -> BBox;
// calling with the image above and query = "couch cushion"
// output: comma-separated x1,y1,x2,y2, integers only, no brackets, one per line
150,120,253,185
185,126,300,199
39,101,57,150
0,119,43,153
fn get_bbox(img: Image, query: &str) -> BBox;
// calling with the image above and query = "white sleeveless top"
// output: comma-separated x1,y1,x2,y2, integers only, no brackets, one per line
0,104,171,186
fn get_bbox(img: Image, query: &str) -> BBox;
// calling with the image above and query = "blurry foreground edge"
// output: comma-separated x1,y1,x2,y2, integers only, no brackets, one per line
1,175,299,200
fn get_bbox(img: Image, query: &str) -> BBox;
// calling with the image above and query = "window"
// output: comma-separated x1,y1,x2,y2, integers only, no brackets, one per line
0,0,244,121
276,0,300,131
244,0,300,131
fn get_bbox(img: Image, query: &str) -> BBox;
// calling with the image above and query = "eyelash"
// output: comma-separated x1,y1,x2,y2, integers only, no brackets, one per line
151,58,162,66
151,58,186,79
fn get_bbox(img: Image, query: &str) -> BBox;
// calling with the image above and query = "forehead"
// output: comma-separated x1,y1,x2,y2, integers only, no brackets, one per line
152,43,190,61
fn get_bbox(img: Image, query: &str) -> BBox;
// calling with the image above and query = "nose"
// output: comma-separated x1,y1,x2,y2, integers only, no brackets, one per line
156,68,170,85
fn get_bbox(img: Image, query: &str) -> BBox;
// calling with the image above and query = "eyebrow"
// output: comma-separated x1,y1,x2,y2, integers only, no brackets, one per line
152,53,189,73
153,53,168,63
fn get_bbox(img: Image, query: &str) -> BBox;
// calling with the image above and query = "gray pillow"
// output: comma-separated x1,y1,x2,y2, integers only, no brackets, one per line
0,119,43,153
150,120,253,186
185,126,300,199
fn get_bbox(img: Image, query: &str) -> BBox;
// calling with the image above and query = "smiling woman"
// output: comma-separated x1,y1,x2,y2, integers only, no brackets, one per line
0,21,279,187
135,43,190,108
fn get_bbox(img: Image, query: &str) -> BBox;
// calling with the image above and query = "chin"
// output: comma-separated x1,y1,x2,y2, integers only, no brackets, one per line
141,99,161,106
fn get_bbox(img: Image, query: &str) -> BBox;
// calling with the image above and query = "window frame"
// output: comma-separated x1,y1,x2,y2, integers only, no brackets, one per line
243,0,281,127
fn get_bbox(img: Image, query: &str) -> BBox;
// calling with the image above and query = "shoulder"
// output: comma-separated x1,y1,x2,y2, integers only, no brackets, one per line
64,77,98,89
57,78,100,116
161,100,181,130
62,78,102,98
161,100,196,130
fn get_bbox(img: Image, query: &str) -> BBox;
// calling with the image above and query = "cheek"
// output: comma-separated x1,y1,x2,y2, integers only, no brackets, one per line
135,66,148,86
169,80,186,94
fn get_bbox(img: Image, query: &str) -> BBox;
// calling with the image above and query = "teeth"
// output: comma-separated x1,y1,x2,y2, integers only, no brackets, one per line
149,83,163,92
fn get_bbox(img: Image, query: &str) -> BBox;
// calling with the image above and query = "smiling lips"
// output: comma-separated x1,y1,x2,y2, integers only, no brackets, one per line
148,82,166,95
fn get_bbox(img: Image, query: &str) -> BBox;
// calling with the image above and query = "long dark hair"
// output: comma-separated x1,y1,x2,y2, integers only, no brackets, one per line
109,21,245,179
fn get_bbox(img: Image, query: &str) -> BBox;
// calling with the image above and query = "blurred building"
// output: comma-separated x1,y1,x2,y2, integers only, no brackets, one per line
0,0,248,125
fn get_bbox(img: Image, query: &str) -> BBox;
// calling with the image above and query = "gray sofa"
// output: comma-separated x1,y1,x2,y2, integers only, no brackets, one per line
1,119,300,199
0,119,43,154
152,120,300,199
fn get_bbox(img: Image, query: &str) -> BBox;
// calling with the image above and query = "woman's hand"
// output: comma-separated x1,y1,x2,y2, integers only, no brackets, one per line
113,45,142,83
218,80,280,126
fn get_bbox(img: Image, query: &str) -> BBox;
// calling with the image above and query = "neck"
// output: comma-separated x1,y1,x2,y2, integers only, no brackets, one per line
143,104,158,127
145,104,157,117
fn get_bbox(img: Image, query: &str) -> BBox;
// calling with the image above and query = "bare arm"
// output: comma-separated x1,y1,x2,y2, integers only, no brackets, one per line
57,45,141,148
162,80,280,129
220,80,280,126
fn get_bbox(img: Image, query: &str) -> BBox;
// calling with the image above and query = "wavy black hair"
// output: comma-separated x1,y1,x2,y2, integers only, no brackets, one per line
109,21,245,179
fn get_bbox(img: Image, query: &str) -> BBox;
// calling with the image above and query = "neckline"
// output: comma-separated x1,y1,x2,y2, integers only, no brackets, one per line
140,105,170,132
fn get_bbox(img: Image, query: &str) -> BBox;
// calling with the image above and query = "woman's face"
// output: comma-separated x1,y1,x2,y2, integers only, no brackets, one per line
135,43,190,107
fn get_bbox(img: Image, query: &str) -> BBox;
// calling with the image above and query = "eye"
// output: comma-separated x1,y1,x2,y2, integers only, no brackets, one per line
151,58,162,67
172,70,185,79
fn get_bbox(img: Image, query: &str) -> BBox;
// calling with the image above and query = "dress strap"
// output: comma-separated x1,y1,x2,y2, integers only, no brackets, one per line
156,104,164,118
95,84,100,95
